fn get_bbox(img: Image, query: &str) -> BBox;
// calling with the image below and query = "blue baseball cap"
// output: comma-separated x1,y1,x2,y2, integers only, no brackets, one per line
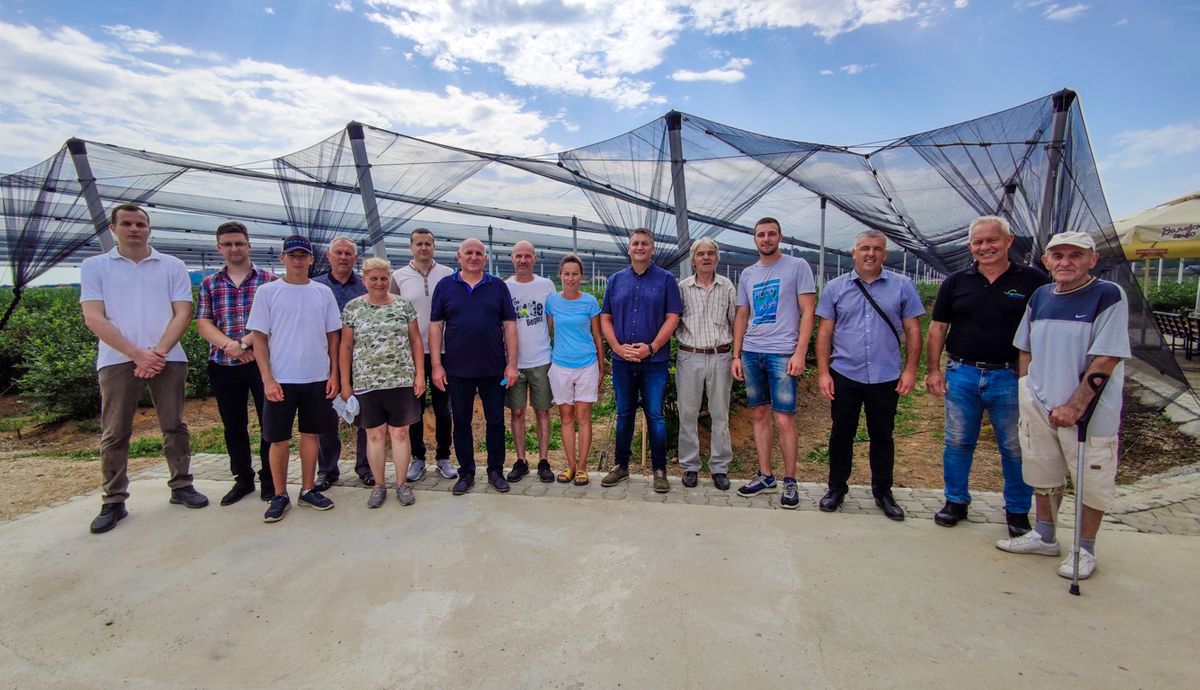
282,235,313,254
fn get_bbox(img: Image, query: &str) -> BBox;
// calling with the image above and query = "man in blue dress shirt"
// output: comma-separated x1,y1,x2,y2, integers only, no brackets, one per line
815,229,925,521
598,228,683,493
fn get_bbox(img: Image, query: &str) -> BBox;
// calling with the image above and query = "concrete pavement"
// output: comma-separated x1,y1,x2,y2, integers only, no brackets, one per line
1,474,1198,689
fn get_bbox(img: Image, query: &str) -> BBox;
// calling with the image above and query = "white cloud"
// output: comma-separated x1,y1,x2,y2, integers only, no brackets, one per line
687,0,961,40
670,57,752,83
103,24,221,60
1042,3,1090,22
954,0,968,7
1102,123,1200,170
1115,17,1128,26
840,63,876,74
264,6,275,15
332,0,354,11
0,21,560,170
820,69,835,76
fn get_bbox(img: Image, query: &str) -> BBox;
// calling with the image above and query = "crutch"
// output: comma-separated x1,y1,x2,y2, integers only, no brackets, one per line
1070,372,1110,596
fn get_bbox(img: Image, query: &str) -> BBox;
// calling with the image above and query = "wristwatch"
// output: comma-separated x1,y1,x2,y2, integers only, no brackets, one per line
648,343,657,356
238,339,252,351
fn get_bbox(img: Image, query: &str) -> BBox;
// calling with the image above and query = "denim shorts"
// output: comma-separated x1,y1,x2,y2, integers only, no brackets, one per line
742,351,796,414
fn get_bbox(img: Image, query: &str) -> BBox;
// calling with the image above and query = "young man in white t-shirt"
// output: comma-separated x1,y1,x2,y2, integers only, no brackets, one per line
390,228,457,482
80,203,208,534
246,235,343,523
503,240,557,483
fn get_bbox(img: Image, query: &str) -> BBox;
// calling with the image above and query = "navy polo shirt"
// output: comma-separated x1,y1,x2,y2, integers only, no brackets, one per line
931,261,1049,365
600,263,683,364
430,271,516,378
312,270,366,312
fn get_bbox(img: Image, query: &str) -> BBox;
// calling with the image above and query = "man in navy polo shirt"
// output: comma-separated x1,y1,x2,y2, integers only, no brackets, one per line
429,238,519,495
599,228,683,493
926,215,1049,537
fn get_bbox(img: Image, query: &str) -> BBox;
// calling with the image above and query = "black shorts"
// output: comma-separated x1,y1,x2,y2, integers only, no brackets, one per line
262,381,337,443
357,387,420,429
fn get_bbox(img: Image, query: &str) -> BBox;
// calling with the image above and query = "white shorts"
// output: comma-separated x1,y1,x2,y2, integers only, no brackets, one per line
549,363,600,405
1017,376,1118,512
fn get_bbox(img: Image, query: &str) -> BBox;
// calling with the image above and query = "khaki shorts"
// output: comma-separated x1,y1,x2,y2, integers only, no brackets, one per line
505,363,553,411
1017,377,1118,512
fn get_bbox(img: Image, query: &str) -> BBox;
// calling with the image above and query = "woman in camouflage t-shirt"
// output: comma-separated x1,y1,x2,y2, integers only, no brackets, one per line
339,257,426,508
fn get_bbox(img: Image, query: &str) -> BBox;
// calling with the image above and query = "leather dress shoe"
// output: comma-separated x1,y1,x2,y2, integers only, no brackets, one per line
1006,510,1032,537
682,471,698,488
90,503,127,533
934,500,968,527
711,473,731,491
312,473,336,492
359,473,376,487
875,492,905,521
220,481,256,506
506,460,530,482
451,475,474,495
487,470,510,493
819,490,846,512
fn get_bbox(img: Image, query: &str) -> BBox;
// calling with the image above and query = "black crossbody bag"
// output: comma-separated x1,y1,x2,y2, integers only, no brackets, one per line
852,278,901,346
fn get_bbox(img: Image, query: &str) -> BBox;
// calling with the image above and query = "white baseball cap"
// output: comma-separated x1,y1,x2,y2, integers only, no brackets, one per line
1045,231,1096,251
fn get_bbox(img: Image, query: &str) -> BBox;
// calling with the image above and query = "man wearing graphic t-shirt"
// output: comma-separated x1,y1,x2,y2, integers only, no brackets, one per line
503,240,557,484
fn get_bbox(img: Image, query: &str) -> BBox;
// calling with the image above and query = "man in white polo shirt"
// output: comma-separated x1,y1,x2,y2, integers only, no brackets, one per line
80,203,208,534
391,228,457,482
504,240,557,483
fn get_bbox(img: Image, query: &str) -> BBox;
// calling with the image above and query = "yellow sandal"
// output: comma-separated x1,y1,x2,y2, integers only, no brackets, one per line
574,468,590,486
556,468,575,483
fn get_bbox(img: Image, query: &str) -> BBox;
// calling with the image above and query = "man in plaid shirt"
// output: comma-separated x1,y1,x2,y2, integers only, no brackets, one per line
195,221,278,505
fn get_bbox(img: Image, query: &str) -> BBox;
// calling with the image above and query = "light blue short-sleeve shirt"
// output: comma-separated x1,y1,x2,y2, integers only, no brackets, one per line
816,269,925,384
736,254,816,355
547,292,601,368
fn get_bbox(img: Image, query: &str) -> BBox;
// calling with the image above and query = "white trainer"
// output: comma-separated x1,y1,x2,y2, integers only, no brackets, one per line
1057,550,1097,580
995,530,1061,556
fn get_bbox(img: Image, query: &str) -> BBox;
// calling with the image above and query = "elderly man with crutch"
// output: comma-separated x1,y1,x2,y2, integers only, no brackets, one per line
996,232,1129,584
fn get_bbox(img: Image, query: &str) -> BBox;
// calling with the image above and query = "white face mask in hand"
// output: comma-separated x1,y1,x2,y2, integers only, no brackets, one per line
332,395,359,424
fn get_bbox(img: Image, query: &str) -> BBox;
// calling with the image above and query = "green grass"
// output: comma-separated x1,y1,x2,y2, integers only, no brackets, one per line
477,416,563,453
0,412,58,433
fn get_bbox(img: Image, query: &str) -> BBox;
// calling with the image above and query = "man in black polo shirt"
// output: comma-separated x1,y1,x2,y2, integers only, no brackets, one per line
429,238,519,495
926,215,1049,537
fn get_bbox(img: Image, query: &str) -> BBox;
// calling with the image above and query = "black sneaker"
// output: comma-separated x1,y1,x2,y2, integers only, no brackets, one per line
263,494,290,522
934,500,969,527
90,503,127,533
711,473,731,491
220,481,255,506
536,459,555,483
682,471,698,488
488,470,511,493
780,478,800,510
298,489,334,510
1006,510,1033,537
169,486,210,509
506,459,530,483
452,475,474,495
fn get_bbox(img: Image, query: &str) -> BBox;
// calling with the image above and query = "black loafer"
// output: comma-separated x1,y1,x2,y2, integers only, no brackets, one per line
507,460,530,483
934,500,968,527
875,492,905,521
536,459,555,483
819,490,846,512
487,470,510,493
682,471,698,488
1006,510,1032,537
711,473,731,491
220,482,255,506
169,486,210,509
359,474,376,487
312,474,335,492
452,475,474,495
90,503,127,534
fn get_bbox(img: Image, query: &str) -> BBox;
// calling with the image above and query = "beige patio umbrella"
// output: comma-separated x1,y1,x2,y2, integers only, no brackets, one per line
1117,191,1200,312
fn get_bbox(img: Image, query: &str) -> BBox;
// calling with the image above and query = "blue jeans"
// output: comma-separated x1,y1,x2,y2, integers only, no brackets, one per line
942,361,1031,512
612,359,669,470
742,351,796,414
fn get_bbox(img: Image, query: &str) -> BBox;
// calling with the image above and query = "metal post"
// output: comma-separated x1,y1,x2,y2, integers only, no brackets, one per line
902,250,908,278
67,139,114,251
1178,260,1185,284
347,123,388,259
1157,258,1164,286
666,111,692,277
818,197,827,289
572,215,578,255
1036,90,1075,253
837,255,842,275
488,224,495,275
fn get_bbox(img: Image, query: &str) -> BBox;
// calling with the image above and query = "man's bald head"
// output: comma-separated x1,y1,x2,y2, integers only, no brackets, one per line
459,238,485,254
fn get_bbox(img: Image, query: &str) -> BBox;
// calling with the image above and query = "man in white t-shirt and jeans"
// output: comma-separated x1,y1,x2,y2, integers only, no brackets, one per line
391,228,457,482
81,203,209,534
504,240,557,483
247,235,344,523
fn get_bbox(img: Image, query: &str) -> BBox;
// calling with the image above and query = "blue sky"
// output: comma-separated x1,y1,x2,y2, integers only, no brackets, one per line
0,0,1197,220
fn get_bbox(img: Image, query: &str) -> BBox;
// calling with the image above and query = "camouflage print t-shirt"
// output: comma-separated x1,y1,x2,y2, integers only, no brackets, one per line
343,295,419,392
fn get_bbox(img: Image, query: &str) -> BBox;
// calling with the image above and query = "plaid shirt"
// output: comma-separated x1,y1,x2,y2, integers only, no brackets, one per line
676,274,736,350
195,264,278,365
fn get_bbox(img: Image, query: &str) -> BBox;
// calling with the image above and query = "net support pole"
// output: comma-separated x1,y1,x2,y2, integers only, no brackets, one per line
488,225,495,275
818,197,827,289
666,111,692,278
68,139,114,252
902,250,908,278
1036,90,1075,252
347,123,388,259
572,215,578,255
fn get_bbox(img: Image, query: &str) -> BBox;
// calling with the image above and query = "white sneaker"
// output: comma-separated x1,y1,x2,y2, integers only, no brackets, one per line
407,459,427,482
995,530,1061,556
436,458,458,479
1057,550,1097,580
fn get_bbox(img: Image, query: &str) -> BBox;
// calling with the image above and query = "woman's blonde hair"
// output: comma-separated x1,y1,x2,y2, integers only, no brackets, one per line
361,257,392,275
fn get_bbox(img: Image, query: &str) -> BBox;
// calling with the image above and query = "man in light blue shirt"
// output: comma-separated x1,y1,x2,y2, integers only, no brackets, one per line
815,229,924,521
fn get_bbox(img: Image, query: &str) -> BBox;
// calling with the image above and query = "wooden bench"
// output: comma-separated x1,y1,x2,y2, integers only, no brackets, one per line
1153,311,1196,360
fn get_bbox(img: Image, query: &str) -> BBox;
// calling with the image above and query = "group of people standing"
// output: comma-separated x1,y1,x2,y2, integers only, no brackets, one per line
80,203,1128,583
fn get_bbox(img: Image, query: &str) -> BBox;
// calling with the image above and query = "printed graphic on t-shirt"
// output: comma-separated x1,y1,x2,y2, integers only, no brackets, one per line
513,297,546,328
751,279,781,325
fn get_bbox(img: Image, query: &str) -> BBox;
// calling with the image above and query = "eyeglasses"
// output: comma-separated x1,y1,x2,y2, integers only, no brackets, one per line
218,241,249,249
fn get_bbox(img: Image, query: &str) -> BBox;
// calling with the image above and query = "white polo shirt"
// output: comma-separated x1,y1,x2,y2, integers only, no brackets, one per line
79,247,193,370
392,261,454,350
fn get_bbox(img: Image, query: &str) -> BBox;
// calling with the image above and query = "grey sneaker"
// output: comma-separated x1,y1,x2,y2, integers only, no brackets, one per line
396,484,415,506
407,459,427,482
436,458,458,479
367,486,387,509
